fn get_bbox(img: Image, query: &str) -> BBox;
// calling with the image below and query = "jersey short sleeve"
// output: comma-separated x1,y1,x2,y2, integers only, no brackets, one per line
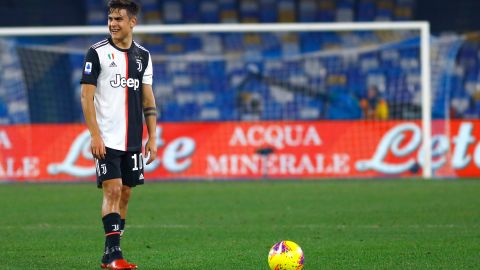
80,47,101,85
143,53,153,85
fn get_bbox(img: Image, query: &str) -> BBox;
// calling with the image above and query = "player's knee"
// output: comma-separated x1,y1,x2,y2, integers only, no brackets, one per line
105,184,123,200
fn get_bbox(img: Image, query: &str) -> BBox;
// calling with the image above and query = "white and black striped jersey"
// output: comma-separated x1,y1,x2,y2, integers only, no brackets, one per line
81,38,153,152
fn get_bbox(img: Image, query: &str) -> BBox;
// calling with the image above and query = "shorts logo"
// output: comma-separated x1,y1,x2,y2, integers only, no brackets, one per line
136,59,142,72
101,164,107,175
84,62,92,74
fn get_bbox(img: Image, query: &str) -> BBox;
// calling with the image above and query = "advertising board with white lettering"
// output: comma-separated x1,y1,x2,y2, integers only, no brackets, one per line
0,120,478,181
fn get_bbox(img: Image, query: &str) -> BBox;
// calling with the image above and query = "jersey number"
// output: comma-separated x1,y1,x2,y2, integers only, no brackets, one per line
131,153,143,171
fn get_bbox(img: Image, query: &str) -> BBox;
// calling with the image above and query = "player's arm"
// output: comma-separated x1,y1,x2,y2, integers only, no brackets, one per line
142,83,157,165
81,83,106,160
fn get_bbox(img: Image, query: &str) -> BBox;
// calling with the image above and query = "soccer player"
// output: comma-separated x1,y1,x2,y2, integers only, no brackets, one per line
80,0,157,269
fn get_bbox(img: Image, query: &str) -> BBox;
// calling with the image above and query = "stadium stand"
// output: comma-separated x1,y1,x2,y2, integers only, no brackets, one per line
84,0,415,25
2,0,480,123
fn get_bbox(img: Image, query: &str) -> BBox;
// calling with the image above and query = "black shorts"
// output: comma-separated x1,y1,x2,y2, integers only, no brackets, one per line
95,147,145,188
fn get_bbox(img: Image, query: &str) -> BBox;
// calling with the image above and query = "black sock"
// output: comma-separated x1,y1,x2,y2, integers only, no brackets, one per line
120,219,126,236
102,239,108,262
102,213,123,261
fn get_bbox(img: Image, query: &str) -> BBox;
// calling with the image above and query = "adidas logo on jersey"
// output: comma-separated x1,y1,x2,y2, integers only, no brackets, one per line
139,173,144,180
109,61,117,67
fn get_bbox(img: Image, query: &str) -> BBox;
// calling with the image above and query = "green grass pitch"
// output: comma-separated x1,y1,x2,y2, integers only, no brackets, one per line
1,180,479,269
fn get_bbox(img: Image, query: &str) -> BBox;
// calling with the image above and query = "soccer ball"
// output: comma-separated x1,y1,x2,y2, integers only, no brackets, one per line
268,240,304,270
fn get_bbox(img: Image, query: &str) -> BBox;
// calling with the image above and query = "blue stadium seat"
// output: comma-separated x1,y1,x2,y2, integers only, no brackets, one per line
318,0,336,22
357,0,376,21
199,1,220,23
0,99,9,123
298,0,317,22
163,1,183,24
85,0,106,25
182,0,200,23
259,0,277,22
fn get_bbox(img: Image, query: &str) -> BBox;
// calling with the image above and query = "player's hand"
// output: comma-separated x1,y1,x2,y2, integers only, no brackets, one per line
144,138,157,165
91,135,106,160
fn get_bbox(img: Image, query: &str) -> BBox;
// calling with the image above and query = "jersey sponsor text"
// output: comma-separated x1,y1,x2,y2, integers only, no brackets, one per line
110,74,140,90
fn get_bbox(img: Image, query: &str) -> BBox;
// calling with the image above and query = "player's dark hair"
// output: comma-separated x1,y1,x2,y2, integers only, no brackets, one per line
108,0,140,18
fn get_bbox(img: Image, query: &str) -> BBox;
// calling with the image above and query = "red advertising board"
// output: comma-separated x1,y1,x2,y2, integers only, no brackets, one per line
0,120,479,181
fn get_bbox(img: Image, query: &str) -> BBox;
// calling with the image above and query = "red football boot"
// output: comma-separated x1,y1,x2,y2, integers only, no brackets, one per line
101,261,137,269
106,259,137,269
101,260,137,269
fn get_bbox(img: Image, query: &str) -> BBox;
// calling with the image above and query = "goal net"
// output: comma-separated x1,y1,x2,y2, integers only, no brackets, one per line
0,23,438,181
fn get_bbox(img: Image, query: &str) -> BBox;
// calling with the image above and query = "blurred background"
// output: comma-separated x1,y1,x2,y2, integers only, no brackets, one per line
0,0,480,124
2,3,480,269
1,0,480,179
2,0,480,30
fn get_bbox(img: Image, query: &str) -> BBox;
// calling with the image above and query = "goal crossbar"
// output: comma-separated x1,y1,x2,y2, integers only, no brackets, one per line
0,22,429,35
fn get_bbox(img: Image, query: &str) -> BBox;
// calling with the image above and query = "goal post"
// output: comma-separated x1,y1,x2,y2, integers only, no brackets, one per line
0,22,433,180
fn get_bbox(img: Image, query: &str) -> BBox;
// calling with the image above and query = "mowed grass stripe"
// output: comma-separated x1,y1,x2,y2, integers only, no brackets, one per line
0,180,479,269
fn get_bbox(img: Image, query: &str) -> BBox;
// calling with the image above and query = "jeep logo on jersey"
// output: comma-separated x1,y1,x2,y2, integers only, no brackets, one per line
110,74,140,90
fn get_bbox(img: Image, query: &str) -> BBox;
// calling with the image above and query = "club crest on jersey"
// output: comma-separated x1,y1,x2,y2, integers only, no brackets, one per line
101,164,107,175
111,74,140,90
136,59,142,72
84,62,92,74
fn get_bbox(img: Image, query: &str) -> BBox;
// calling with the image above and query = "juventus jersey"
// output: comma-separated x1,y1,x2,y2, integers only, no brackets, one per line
81,38,153,152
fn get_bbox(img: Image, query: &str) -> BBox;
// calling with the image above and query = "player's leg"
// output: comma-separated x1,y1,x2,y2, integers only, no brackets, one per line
119,185,132,236
102,179,123,216
104,151,145,269
102,182,137,270
110,151,144,268
120,152,144,223
118,152,144,234
119,152,144,231
97,149,136,269
102,178,124,265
